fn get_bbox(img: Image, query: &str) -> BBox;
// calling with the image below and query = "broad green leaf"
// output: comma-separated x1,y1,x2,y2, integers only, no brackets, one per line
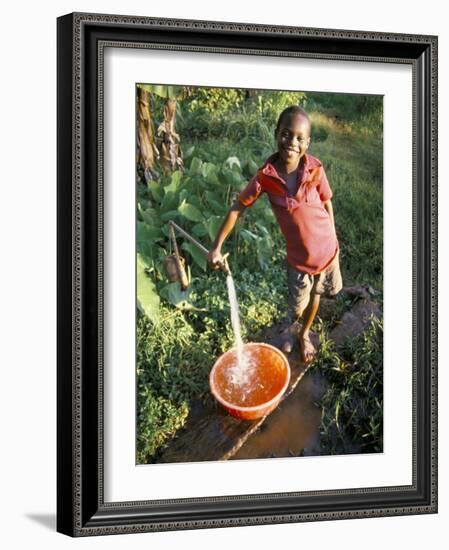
137,254,160,323
148,180,163,202
183,145,195,159
139,207,161,227
161,191,179,212
221,168,242,188
189,157,203,176
182,242,207,271
164,170,182,195
179,177,196,199
192,223,208,238
178,200,203,222
136,188,151,207
181,175,194,188
246,157,259,175
160,210,180,222
160,225,170,238
187,195,202,209
159,281,190,306
224,156,241,172
255,221,269,235
179,189,189,204
240,228,259,242
137,222,163,262
204,216,223,242
205,191,227,215
201,162,219,185
137,221,163,244
159,282,207,311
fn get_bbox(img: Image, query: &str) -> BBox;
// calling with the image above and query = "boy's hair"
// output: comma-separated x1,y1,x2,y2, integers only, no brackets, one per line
275,106,310,136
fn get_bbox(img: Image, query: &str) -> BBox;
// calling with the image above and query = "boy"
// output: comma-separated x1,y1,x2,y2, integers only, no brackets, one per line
207,106,342,363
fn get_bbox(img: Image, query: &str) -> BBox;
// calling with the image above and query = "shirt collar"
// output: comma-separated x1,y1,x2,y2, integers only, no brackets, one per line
259,153,321,184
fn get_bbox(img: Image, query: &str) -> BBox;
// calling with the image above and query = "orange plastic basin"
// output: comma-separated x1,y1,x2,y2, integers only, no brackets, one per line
209,342,291,420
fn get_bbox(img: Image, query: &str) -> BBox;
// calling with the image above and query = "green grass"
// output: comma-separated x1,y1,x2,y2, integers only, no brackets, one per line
311,317,383,455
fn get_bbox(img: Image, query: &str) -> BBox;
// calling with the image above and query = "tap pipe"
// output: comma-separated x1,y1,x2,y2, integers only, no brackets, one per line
168,220,209,256
168,220,231,275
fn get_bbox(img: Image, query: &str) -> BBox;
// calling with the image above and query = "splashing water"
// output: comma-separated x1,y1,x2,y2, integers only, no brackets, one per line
225,274,254,388
226,275,243,360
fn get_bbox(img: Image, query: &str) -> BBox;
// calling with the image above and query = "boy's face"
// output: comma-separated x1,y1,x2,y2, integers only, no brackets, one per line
276,114,311,165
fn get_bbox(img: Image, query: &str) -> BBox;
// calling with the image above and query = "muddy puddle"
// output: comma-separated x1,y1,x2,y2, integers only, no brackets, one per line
231,371,324,460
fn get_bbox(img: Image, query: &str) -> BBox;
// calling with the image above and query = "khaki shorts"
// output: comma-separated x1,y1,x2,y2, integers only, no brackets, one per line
287,251,343,320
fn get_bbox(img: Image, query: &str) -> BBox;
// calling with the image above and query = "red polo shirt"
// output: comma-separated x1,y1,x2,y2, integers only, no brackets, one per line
238,152,338,275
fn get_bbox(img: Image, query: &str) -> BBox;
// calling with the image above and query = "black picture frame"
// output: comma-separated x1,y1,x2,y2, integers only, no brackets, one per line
57,12,438,536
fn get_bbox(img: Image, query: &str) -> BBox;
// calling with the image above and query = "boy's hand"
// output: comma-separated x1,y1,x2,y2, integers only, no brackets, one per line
207,248,224,270
206,200,246,271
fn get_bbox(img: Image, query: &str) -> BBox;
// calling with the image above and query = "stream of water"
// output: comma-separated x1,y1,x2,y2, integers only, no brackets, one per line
225,274,254,388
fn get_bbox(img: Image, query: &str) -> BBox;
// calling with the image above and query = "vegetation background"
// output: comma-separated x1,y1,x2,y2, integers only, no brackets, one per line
136,86,383,464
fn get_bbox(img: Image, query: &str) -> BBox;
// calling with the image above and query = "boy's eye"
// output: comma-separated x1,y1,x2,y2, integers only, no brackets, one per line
281,132,307,144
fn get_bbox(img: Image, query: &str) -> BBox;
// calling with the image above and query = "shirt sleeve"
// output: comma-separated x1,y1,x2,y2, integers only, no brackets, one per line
316,165,333,202
238,175,263,207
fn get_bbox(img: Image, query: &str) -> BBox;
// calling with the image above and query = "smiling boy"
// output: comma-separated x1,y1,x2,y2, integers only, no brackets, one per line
208,106,342,363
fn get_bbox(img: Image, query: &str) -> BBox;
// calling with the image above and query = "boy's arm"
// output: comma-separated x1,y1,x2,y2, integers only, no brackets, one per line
207,199,247,269
323,199,336,235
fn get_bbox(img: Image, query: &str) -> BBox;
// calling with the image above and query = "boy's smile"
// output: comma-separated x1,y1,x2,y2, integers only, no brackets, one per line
275,113,311,170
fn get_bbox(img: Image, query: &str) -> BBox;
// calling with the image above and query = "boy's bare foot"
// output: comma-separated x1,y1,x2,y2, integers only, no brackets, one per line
281,339,293,354
279,323,298,354
298,333,316,364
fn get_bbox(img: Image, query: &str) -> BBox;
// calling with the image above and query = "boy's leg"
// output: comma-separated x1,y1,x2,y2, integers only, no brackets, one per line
297,281,320,363
283,265,313,355
285,251,342,360
298,251,343,362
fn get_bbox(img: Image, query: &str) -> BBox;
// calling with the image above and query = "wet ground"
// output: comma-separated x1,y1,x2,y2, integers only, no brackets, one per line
157,370,324,464
157,332,324,464
231,371,323,460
